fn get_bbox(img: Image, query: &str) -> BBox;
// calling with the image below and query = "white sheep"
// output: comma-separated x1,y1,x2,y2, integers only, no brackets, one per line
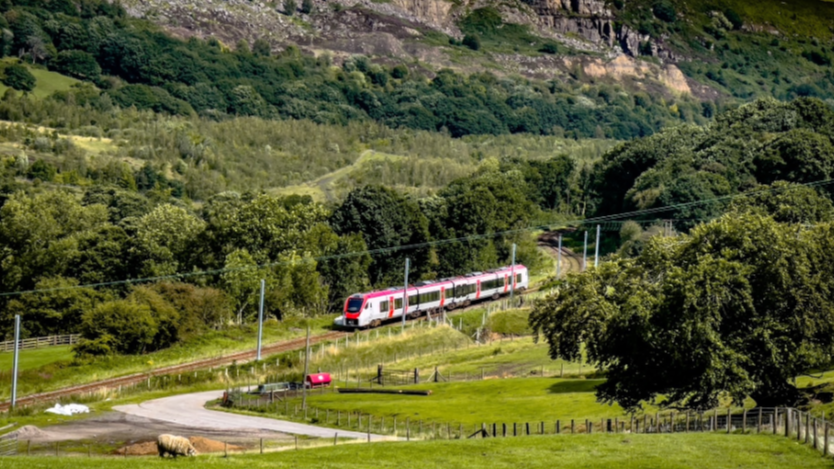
157,434,197,458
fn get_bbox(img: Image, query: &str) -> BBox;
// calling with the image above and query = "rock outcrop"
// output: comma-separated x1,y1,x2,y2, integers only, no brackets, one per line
529,0,615,47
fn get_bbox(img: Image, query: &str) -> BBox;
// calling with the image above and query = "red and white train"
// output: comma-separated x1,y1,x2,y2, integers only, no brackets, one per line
338,265,528,329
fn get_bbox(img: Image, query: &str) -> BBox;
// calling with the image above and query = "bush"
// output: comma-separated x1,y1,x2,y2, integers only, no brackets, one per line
50,50,101,80
724,9,743,30
3,64,35,92
75,300,158,356
391,64,409,79
28,159,56,181
301,0,313,14
284,0,296,16
652,1,677,23
539,42,558,54
463,34,481,51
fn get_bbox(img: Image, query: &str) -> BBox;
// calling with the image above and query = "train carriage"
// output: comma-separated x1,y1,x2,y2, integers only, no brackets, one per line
340,265,528,329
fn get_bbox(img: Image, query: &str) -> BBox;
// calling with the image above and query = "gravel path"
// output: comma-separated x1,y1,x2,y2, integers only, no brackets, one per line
114,390,390,440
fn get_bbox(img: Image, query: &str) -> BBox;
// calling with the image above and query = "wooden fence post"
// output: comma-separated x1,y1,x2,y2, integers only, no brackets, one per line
556,420,561,434
686,412,690,433
786,409,791,438
643,415,647,434
811,417,819,449
630,416,635,433
773,409,779,435
727,408,732,434
742,410,747,434
571,419,575,434
670,412,675,433
825,423,830,457
757,409,762,433
806,413,811,445
502,423,507,437
260,438,263,454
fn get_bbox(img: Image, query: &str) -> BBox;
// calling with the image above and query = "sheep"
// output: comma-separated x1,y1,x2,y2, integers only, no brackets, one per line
157,434,197,458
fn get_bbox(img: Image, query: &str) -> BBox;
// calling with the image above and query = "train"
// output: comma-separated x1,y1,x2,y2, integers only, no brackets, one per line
336,265,529,329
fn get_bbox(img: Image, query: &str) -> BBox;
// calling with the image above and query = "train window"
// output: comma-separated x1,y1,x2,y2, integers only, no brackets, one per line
395,298,403,309
379,301,389,312
516,273,522,283
409,294,419,306
445,289,451,299
346,297,363,313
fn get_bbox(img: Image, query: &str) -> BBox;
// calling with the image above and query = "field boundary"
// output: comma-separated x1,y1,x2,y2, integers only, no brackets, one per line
0,335,78,353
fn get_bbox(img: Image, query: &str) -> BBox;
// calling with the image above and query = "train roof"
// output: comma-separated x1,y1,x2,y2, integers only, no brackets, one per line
349,265,527,300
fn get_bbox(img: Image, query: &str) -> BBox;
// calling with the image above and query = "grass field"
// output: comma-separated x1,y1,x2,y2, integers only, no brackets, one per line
0,59,82,99
289,377,632,430
0,346,73,372
0,434,827,468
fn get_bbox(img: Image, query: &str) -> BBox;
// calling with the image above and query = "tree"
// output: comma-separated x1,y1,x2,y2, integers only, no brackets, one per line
252,38,271,57
530,212,834,410
133,204,205,276
51,49,101,80
221,249,273,324
728,181,834,224
74,299,157,356
653,1,677,23
284,0,297,16
462,34,480,51
330,185,431,286
300,0,314,15
4,277,108,337
3,63,35,92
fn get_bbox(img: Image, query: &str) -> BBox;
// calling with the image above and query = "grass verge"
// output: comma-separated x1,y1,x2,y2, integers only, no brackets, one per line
0,434,827,468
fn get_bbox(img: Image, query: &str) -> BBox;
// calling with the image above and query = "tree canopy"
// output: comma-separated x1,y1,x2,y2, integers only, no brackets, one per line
531,210,834,410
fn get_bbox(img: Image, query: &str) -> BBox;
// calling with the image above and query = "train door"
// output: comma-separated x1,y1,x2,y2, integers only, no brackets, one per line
440,287,445,308
476,280,481,299
388,296,395,318
504,274,509,293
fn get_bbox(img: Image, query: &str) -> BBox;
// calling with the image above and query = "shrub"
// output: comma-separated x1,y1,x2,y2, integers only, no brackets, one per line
50,50,101,80
74,300,158,356
652,1,676,23
28,158,56,181
3,64,35,92
724,9,743,30
391,64,409,79
301,0,313,14
539,42,558,54
463,34,481,51
284,0,296,16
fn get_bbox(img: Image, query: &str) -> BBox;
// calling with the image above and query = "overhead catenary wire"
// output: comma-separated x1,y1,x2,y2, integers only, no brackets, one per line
1,177,831,298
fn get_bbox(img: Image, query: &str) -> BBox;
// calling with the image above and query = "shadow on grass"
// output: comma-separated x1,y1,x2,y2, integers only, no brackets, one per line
547,379,603,394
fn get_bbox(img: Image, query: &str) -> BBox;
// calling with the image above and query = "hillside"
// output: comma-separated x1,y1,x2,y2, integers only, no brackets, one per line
120,0,834,104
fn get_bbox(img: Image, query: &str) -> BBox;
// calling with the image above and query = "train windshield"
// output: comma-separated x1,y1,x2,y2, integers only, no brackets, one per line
346,297,364,313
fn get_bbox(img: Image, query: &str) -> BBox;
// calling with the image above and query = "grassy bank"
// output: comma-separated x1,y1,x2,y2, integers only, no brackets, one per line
0,346,73,372
0,316,336,401
0,434,827,468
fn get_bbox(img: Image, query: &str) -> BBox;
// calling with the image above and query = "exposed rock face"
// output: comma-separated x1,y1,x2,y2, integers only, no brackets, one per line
529,0,615,47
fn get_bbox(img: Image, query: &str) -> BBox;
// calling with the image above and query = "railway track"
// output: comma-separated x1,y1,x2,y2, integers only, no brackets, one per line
1,274,549,412
538,231,584,275
0,330,348,412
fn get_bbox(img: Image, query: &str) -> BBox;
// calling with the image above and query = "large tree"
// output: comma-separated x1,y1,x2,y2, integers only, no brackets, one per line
531,211,834,410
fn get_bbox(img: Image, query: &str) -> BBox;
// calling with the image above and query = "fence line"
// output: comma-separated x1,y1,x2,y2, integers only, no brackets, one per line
0,334,79,353
0,433,17,456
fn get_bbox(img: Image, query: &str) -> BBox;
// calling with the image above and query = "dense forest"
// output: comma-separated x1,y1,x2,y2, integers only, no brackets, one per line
3,97,834,361
0,0,707,139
